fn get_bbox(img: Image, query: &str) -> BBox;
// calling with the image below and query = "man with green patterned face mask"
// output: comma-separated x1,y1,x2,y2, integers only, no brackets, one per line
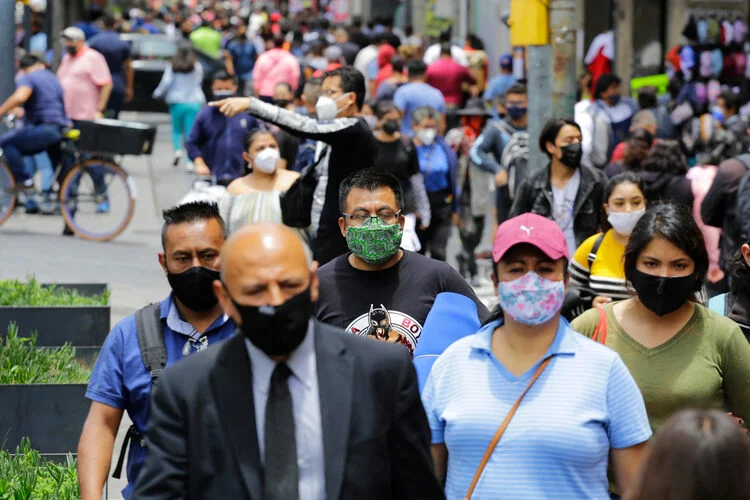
315,169,489,355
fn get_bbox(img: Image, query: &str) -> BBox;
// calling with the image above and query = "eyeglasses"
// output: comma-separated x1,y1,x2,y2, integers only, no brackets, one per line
342,210,402,227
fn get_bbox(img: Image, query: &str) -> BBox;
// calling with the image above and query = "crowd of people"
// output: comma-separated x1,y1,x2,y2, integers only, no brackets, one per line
3,3,750,500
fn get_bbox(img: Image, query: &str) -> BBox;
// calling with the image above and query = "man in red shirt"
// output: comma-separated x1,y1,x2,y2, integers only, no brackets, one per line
426,43,476,130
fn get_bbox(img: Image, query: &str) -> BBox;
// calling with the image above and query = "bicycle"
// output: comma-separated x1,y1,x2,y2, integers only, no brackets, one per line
0,116,137,241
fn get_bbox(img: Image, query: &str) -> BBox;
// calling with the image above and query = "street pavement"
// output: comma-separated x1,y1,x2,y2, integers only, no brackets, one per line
0,111,496,498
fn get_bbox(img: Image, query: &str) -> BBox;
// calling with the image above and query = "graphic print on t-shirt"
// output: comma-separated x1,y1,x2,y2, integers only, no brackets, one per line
346,304,423,353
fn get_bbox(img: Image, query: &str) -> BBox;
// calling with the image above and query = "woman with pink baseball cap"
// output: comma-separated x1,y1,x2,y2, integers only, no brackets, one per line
422,212,651,500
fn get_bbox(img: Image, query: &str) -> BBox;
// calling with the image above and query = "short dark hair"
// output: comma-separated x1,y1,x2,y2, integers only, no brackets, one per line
272,33,285,48
631,409,750,500
19,54,40,69
594,73,621,100
339,168,404,212
719,91,742,113
375,100,399,119
406,59,427,79
538,118,581,157
623,202,708,293
601,172,646,232
323,66,366,110
637,86,658,109
506,83,527,97
101,12,117,29
211,69,237,85
391,55,405,74
161,201,226,249
439,42,452,56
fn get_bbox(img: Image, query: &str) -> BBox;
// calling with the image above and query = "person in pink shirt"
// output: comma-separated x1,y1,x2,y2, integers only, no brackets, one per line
251,34,300,103
426,43,475,130
57,26,112,121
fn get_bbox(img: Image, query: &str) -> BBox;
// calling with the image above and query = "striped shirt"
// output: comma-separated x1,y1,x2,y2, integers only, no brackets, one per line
570,230,630,300
422,318,651,500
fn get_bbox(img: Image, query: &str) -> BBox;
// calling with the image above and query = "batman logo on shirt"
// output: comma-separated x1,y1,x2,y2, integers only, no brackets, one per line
346,305,423,354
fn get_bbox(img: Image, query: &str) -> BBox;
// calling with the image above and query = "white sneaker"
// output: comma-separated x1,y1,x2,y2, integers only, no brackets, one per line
172,151,182,167
184,161,195,173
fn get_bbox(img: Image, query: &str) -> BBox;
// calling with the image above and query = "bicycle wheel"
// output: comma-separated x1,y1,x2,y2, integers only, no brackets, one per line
59,158,136,242
0,158,16,227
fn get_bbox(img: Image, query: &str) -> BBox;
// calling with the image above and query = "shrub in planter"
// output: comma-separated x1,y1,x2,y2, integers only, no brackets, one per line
0,278,110,354
0,324,91,456
0,438,80,500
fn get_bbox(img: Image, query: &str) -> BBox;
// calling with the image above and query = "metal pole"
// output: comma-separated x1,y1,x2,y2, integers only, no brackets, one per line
526,45,553,172
549,0,577,118
0,0,15,103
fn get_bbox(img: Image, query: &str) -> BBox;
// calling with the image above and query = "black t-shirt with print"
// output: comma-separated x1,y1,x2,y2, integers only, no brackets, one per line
315,250,489,354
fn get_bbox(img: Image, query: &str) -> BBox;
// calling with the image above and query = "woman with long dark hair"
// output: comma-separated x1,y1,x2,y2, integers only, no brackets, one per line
572,203,750,437
638,140,693,207
628,409,750,500
423,213,651,500
153,41,205,170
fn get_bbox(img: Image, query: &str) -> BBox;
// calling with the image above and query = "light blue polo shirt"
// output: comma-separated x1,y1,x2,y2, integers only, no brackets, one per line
86,294,235,499
422,317,651,500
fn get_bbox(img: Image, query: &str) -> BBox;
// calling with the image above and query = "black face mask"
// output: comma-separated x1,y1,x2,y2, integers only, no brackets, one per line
629,269,697,316
228,285,313,356
382,119,399,135
559,142,583,169
65,45,79,56
167,266,221,312
274,99,291,108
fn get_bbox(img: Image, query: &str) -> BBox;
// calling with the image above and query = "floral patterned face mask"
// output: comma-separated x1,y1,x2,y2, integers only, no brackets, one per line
497,271,565,325
345,217,403,265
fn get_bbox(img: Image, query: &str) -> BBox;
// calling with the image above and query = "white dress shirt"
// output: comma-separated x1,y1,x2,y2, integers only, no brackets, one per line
245,323,326,500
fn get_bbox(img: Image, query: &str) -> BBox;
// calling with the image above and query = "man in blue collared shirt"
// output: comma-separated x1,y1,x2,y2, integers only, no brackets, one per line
186,71,259,185
87,13,134,119
77,202,235,499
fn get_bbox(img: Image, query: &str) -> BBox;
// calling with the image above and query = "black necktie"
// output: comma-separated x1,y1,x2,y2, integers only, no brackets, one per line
264,362,299,500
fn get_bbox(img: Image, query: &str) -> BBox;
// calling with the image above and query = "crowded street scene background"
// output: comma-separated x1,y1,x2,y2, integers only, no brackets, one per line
1,0,750,499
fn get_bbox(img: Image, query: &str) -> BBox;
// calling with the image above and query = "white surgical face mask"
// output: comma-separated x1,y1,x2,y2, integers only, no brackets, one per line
316,93,349,121
608,208,645,236
416,128,437,146
252,147,280,174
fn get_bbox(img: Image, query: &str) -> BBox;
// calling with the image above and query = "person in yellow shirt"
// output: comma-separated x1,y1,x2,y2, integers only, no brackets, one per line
570,172,646,307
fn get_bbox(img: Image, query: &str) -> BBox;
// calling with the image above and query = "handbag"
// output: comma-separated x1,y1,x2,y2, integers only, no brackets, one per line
591,306,608,344
462,356,553,500
280,145,325,228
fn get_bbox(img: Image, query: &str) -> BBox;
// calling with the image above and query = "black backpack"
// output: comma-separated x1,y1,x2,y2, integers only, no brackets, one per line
492,120,529,201
112,303,166,479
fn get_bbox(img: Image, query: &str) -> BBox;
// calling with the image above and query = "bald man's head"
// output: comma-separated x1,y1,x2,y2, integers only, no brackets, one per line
214,223,319,322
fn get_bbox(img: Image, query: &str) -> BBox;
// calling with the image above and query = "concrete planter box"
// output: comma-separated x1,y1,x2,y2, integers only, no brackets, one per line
40,283,108,298
0,305,110,348
0,384,89,457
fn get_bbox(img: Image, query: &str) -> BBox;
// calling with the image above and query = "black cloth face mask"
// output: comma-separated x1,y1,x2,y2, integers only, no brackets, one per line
629,269,697,316
167,266,221,312
559,142,583,169
382,119,399,135
226,285,313,357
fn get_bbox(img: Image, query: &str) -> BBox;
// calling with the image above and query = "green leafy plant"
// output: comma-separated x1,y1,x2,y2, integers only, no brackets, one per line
0,324,91,385
0,438,80,500
0,278,109,307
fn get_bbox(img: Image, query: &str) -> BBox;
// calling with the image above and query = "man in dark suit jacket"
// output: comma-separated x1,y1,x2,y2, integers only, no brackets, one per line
132,222,444,500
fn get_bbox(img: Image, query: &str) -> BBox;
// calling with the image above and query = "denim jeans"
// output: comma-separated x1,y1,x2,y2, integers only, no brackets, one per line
23,151,55,191
0,124,62,184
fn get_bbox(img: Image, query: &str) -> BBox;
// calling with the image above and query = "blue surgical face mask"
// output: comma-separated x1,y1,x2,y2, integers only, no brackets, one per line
607,94,622,107
711,106,726,123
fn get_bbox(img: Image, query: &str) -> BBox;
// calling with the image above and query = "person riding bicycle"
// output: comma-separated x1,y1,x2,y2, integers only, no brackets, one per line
0,54,69,190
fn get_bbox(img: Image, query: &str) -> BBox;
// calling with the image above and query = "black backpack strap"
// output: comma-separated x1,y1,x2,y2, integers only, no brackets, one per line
587,233,606,269
135,302,167,385
112,303,165,480
112,425,145,479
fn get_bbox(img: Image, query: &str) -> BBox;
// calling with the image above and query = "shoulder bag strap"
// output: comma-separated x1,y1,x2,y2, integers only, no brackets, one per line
591,306,608,344
463,356,553,500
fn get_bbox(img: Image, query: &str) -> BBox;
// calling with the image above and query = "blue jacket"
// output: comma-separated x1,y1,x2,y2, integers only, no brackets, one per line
185,106,259,182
